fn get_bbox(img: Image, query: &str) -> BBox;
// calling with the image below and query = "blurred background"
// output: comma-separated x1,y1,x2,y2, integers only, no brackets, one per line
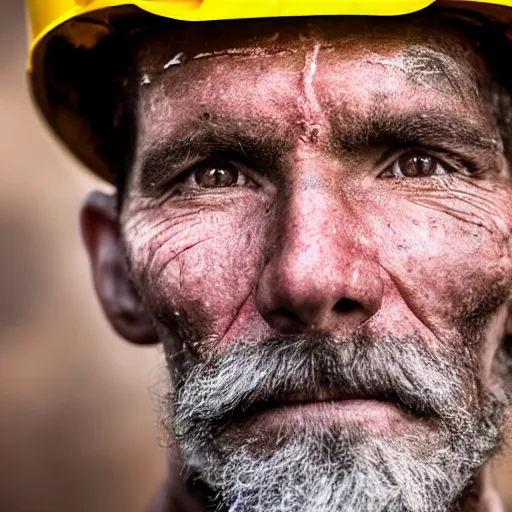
1,1,512,511
0,2,166,512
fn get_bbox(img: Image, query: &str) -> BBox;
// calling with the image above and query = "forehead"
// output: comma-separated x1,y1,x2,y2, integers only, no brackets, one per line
129,15,494,166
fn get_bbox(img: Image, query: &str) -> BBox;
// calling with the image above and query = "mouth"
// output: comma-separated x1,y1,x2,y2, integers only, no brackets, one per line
250,399,411,431
228,388,431,436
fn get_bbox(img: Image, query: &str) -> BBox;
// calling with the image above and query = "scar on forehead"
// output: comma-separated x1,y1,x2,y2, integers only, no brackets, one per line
298,43,322,144
161,46,298,70
366,45,478,97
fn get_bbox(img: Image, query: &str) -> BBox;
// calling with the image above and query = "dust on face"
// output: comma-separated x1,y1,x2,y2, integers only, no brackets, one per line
119,14,512,512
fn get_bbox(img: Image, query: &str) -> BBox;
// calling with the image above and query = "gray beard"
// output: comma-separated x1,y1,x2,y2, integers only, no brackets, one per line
167,333,509,512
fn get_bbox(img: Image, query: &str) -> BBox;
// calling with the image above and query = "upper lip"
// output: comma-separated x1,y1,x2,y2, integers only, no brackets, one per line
235,389,399,424
270,389,430,420
224,388,430,428
271,388,390,406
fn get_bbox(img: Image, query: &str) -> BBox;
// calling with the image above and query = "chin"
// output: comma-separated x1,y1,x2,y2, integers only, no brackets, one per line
184,421,473,512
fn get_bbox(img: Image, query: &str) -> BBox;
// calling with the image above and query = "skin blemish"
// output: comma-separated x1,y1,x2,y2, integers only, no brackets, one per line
303,175,320,191
192,47,297,61
366,45,477,98
141,74,151,86
164,52,186,69
298,43,322,144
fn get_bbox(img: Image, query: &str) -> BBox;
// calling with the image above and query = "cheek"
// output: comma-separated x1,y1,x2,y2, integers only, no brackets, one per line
368,182,512,341
122,193,270,341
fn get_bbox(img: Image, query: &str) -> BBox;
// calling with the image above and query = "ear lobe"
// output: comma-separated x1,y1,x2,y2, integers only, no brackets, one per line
80,190,159,345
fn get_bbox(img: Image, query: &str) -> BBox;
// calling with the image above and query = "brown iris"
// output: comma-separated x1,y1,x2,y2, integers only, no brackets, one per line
398,153,437,177
194,166,239,188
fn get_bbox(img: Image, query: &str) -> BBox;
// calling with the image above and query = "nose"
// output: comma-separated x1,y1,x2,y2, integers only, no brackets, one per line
255,190,383,334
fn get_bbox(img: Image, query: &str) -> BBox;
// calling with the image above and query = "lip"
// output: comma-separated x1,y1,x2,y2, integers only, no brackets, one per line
242,398,424,436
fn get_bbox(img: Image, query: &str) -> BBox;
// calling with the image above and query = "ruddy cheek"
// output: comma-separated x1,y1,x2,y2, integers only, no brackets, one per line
373,193,512,342
122,195,270,343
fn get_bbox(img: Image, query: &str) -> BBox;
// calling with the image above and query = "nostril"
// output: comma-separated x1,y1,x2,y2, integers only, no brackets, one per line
274,307,302,324
268,307,306,331
334,298,360,314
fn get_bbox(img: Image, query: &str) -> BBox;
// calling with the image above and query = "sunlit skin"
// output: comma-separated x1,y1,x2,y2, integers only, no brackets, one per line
81,13,512,512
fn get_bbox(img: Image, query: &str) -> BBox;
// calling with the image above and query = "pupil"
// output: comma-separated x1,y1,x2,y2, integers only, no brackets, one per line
401,154,435,177
197,167,237,187
214,169,226,185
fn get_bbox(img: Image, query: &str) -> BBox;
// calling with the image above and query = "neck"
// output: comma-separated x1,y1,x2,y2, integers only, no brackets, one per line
149,460,504,512
147,459,210,512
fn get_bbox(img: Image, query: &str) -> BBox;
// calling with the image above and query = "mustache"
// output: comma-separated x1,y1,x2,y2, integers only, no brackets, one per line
172,333,477,440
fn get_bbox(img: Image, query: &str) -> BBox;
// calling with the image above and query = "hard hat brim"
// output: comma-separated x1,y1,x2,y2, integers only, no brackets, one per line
26,1,512,183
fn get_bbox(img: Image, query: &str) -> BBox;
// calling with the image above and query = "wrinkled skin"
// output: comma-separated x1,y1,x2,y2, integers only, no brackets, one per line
81,12,512,512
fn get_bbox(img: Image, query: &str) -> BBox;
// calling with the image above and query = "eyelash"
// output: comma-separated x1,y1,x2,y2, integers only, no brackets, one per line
169,159,258,196
378,148,477,179
163,147,479,197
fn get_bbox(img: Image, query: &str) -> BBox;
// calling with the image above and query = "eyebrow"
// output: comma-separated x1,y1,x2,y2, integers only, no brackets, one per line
329,111,500,155
137,120,290,193
136,111,501,193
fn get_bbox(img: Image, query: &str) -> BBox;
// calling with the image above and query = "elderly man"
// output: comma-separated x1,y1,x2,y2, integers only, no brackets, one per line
26,1,512,511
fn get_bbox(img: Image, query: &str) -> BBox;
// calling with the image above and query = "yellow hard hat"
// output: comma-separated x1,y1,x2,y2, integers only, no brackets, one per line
26,0,512,182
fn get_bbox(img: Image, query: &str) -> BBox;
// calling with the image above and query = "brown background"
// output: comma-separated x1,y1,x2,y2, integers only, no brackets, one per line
1,1,512,511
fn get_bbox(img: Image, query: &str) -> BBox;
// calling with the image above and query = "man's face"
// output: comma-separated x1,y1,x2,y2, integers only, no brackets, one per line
113,12,512,512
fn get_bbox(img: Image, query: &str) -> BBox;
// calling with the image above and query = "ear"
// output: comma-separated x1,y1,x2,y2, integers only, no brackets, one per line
80,190,159,345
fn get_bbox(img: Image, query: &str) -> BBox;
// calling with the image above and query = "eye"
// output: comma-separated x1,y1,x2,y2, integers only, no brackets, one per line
386,152,450,178
183,162,252,189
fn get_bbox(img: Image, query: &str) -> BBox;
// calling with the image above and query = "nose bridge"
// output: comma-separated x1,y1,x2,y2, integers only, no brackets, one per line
280,188,363,293
256,184,383,333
